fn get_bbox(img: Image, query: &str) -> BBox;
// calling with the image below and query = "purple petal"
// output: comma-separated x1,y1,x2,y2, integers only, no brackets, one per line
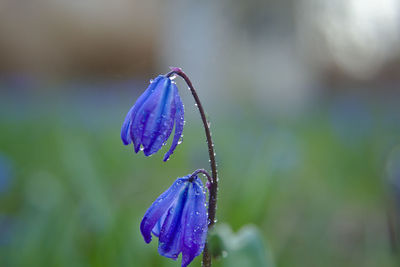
181,178,208,267
121,76,163,146
130,76,165,152
163,84,184,161
121,105,134,145
158,185,189,259
142,78,176,156
152,212,167,237
140,178,187,244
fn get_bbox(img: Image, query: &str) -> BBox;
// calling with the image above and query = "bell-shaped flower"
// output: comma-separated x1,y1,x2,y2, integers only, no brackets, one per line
140,175,208,267
121,75,184,161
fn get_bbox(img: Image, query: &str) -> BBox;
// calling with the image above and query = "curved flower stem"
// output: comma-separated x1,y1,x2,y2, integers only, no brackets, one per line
166,67,218,267
190,169,212,184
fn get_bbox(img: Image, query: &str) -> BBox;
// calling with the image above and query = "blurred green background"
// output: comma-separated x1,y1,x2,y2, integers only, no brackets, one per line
1,0,400,267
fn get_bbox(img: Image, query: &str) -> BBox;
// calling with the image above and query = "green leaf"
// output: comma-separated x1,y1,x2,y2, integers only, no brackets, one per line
208,224,274,267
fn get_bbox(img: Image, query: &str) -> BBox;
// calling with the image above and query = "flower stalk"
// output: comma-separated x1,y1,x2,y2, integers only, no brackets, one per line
167,67,218,267
189,169,212,184
122,67,219,267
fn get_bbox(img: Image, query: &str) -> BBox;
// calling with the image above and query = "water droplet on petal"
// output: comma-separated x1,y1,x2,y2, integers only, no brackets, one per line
177,136,183,145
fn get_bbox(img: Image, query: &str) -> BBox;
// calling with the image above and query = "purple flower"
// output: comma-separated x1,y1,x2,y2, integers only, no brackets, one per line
140,175,208,267
121,75,184,161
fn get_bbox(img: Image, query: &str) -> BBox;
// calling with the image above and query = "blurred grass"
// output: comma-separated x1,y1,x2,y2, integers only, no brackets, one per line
0,90,399,267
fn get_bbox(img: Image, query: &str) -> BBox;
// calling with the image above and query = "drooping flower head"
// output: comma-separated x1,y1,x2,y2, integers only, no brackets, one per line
121,75,184,161
140,175,208,267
